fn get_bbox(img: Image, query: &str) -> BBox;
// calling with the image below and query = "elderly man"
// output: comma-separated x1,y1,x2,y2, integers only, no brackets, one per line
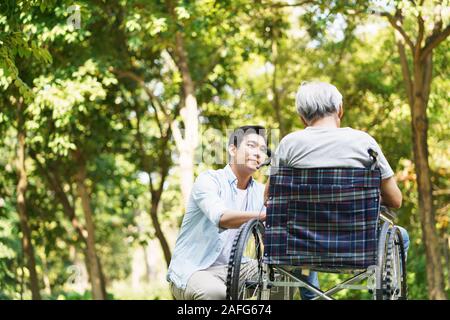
167,125,268,300
269,81,410,299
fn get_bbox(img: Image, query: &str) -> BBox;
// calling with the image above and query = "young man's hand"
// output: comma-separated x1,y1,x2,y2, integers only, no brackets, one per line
257,209,266,222
220,210,266,228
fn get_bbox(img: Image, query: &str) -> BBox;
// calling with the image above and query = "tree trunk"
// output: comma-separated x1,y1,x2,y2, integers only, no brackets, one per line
141,245,151,283
172,32,199,207
178,148,195,207
19,254,24,300
443,234,450,290
271,33,285,137
133,104,173,270
30,151,106,298
410,54,446,300
74,151,106,300
16,102,41,300
41,250,52,296
150,189,172,268
164,0,198,207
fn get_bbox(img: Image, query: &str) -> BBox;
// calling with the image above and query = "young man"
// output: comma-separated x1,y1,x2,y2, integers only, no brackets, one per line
167,125,269,300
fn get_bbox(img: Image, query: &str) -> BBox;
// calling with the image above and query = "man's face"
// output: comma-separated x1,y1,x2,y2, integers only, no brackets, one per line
230,133,268,173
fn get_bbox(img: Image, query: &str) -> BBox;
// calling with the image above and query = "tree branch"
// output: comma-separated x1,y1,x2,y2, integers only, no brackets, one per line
260,0,315,8
113,69,169,118
134,106,154,194
381,11,415,52
171,120,184,152
157,131,172,194
416,14,425,59
29,149,88,240
197,51,222,88
396,40,414,107
421,24,450,61
422,52,433,107
149,101,163,134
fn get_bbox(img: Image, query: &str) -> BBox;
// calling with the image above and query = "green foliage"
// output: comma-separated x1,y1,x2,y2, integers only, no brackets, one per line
0,0,448,300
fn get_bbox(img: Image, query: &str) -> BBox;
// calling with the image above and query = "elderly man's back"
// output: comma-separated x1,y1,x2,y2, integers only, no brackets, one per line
266,81,408,300
275,126,394,180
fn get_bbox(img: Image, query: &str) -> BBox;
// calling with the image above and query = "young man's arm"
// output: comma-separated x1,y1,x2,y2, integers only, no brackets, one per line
192,172,266,230
220,179,268,229
219,210,266,229
380,176,402,209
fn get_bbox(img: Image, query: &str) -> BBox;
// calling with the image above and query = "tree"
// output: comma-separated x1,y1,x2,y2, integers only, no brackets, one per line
15,95,41,300
378,0,449,300
0,0,55,300
289,0,449,299
1,0,448,300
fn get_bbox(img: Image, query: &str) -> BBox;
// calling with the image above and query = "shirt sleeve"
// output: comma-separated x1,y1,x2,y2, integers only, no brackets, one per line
368,138,394,180
191,171,229,229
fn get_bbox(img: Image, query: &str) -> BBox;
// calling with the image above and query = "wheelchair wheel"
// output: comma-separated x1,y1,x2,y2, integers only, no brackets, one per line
384,227,407,299
376,225,407,300
226,219,265,300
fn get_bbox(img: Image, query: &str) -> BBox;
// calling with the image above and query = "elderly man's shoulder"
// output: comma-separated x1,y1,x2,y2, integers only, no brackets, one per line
280,130,307,143
279,127,378,146
345,127,377,142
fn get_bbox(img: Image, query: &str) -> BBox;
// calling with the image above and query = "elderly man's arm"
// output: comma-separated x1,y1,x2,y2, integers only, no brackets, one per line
380,176,402,209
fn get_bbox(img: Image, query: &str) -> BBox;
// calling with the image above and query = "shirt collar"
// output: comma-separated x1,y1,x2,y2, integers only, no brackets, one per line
224,164,254,188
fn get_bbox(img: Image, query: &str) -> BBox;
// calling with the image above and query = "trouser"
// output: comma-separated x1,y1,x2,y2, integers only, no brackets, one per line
170,261,258,300
170,264,228,300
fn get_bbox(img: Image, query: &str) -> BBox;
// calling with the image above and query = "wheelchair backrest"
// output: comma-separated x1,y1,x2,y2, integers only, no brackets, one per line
263,167,381,270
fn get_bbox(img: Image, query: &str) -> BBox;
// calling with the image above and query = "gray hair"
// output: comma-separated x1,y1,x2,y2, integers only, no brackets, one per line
295,81,343,124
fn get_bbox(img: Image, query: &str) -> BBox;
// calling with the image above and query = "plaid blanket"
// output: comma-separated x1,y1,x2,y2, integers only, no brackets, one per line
263,167,381,270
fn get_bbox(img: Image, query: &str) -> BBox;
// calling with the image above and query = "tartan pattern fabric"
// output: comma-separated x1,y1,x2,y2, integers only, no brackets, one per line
263,167,381,270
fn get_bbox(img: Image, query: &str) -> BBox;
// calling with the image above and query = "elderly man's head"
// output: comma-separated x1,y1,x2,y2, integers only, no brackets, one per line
295,81,343,126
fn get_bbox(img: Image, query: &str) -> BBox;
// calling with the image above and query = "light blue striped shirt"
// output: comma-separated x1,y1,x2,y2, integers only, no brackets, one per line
166,164,265,289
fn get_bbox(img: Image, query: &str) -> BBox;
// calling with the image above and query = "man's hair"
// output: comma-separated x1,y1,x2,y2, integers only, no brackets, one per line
228,125,267,150
295,81,343,124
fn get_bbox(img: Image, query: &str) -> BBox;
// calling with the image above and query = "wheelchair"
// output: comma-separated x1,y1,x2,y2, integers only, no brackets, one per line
226,166,407,300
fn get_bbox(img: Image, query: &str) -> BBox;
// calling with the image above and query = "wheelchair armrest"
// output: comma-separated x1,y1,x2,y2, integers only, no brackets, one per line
380,205,397,221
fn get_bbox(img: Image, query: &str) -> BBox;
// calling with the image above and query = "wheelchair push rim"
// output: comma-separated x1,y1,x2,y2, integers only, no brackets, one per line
226,219,265,300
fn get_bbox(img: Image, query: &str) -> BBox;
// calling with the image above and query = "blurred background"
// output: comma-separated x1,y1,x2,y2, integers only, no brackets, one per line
0,0,448,300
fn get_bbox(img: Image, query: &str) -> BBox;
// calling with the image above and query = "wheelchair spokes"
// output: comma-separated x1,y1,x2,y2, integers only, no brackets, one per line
226,219,265,300
382,227,407,300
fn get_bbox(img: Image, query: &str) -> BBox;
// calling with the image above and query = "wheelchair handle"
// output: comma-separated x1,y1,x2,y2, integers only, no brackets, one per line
380,205,397,222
